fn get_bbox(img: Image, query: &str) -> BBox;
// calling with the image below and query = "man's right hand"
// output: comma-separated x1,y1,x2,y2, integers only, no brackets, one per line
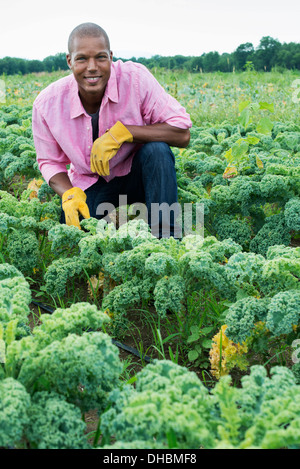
62,187,90,229
90,121,133,176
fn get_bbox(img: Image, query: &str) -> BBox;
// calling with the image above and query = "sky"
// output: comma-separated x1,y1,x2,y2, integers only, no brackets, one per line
0,0,299,61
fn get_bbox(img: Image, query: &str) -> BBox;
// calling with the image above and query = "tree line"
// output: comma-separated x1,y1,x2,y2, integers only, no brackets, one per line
0,36,299,76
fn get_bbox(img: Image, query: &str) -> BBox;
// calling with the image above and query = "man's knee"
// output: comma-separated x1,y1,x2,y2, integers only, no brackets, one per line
137,142,175,168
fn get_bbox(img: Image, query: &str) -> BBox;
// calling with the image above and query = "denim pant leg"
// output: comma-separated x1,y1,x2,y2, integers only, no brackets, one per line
125,142,180,237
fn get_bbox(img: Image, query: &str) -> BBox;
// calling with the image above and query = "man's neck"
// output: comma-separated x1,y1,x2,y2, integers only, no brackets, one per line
79,92,102,114
87,106,100,116
83,101,101,115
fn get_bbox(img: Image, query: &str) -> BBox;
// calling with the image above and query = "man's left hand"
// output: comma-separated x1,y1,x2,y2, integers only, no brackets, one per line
90,121,133,176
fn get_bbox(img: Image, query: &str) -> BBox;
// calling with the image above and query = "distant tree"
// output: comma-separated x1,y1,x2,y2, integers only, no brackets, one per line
0,57,28,75
42,53,68,72
277,49,293,69
293,52,300,70
28,60,44,73
278,42,300,69
255,36,281,71
186,56,204,72
202,51,220,72
218,53,232,72
0,37,299,75
173,55,186,68
234,42,254,69
53,53,68,70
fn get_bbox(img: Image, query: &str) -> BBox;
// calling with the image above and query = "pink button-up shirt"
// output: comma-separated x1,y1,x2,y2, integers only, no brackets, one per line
32,60,192,190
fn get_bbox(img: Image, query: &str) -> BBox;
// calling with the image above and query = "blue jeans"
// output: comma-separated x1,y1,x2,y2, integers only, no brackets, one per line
60,142,179,237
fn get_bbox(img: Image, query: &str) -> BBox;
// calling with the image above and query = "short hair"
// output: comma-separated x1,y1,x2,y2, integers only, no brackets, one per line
68,23,110,54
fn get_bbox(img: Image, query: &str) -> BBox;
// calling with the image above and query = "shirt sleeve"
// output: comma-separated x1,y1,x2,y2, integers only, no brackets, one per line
138,65,192,129
32,103,71,184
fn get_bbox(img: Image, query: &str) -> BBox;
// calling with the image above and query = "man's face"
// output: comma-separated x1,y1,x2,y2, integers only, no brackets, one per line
67,35,113,105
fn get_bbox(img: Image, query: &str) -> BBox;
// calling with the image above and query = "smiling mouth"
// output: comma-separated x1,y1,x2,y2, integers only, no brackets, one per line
84,76,101,84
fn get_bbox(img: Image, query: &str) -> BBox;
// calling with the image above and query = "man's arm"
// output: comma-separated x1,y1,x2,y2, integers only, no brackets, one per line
49,172,73,197
126,123,190,148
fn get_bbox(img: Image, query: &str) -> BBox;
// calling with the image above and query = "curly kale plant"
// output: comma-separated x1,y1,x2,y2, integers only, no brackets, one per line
0,105,40,187
0,264,31,336
44,221,111,297
101,231,242,317
284,197,300,232
5,303,116,398
100,359,214,449
0,190,60,221
175,122,300,252
48,223,89,254
224,245,300,297
25,392,90,449
17,332,122,413
261,245,300,294
0,190,61,274
0,383,91,449
100,360,300,449
224,290,300,343
6,228,40,274
0,377,31,448
0,265,122,448
223,245,300,342
249,213,291,256
212,214,252,248
6,302,110,373
213,365,300,449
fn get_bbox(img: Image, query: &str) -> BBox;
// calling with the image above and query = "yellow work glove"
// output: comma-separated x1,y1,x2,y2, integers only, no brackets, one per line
90,121,133,176
62,187,90,230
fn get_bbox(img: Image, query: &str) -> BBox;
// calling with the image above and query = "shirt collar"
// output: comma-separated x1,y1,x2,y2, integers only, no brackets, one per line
69,63,118,119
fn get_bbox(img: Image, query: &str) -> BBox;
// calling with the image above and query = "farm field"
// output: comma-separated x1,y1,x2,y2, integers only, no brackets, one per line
0,68,300,450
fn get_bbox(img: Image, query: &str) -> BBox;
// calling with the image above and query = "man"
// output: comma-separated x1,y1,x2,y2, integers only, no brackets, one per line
32,23,192,237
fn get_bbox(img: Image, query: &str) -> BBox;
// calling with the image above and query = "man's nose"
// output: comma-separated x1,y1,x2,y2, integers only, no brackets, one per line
87,58,97,70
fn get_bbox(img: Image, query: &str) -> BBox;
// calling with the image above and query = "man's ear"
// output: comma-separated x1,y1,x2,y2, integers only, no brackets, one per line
66,54,72,69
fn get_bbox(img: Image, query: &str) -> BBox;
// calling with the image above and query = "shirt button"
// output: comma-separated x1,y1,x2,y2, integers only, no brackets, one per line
87,127,90,130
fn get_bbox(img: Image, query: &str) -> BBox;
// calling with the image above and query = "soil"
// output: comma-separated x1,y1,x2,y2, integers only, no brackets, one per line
291,237,300,248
